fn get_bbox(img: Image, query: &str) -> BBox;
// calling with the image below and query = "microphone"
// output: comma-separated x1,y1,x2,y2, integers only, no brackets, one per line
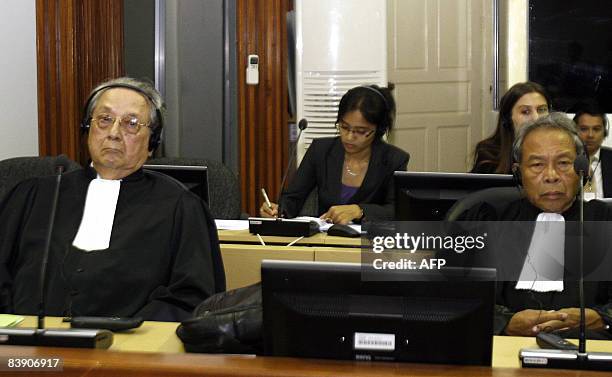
574,155,590,184
519,154,612,371
0,155,113,349
249,119,318,237
276,118,308,218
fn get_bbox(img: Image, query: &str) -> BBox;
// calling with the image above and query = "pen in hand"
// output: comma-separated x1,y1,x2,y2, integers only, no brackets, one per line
260,188,279,217
261,188,272,209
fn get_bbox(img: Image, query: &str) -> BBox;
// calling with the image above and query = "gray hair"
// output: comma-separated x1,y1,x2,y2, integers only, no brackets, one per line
512,112,585,163
85,77,165,131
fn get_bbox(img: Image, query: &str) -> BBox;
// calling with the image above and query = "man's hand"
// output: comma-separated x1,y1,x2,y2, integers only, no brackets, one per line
320,204,362,225
505,308,606,336
551,308,606,331
504,309,567,336
260,202,279,218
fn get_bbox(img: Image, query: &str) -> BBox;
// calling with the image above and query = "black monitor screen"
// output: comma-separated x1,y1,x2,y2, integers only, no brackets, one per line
528,0,612,112
262,260,496,366
143,164,210,205
394,171,515,221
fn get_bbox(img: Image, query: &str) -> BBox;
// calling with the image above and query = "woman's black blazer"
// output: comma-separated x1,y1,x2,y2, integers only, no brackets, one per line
279,137,410,221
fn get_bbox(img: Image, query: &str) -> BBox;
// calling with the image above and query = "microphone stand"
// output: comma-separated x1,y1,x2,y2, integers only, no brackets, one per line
578,168,586,354
0,156,113,349
38,164,64,330
277,118,308,218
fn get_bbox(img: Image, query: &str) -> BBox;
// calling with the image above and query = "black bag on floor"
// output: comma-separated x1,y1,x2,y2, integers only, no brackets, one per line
176,282,263,354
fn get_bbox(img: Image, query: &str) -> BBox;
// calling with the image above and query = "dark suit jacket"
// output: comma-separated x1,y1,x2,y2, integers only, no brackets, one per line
599,147,612,197
279,137,410,221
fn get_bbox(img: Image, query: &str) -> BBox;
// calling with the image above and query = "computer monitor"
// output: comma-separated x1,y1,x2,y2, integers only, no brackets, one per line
143,164,210,205
262,260,496,366
394,171,515,221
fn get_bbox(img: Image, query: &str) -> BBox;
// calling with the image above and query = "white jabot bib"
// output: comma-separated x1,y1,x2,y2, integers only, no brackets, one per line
515,212,565,292
72,178,121,251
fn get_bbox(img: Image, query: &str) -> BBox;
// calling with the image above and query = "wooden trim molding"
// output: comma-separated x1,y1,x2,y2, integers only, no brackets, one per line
237,0,289,215
36,0,124,163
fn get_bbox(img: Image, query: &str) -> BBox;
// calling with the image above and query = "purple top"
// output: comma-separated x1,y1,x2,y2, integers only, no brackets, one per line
340,184,359,204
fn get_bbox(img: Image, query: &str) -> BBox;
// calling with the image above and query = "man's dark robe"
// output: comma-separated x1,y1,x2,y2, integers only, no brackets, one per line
0,166,217,321
459,197,612,336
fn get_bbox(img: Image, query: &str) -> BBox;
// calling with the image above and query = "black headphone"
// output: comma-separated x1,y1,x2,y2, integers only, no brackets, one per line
359,85,392,139
511,164,523,187
80,83,163,152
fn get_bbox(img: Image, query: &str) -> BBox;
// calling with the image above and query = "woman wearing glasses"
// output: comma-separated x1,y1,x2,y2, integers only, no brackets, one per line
260,85,410,224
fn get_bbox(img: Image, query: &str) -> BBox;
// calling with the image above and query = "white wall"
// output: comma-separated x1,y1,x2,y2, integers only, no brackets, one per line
0,0,38,159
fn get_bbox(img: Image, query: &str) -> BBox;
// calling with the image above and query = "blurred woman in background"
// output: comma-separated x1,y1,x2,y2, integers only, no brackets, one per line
471,81,551,174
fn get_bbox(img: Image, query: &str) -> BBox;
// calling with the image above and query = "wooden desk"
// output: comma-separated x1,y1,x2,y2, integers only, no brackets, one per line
219,235,435,289
14,316,185,353
218,229,327,246
3,318,612,376
221,245,375,289
221,244,315,290
219,230,364,289
218,229,362,247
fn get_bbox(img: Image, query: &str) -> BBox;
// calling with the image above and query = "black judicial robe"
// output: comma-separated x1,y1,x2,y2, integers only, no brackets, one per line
0,166,216,321
461,198,612,336
279,137,410,220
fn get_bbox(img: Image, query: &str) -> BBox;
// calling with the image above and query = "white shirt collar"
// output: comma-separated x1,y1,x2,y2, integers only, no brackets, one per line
515,212,565,292
72,178,122,251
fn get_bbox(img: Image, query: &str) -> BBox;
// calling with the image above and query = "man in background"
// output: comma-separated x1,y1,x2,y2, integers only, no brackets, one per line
573,101,611,199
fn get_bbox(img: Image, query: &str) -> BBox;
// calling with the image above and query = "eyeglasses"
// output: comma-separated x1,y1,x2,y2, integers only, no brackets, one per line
336,121,375,137
91,113,151,135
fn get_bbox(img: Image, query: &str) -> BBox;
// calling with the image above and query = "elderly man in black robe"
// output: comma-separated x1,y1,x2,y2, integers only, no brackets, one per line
458,113,612,338
0,77,220,321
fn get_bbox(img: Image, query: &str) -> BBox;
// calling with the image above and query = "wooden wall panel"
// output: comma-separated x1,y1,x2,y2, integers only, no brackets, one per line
237,0,289,215
36,0,78,159
36,0,124,164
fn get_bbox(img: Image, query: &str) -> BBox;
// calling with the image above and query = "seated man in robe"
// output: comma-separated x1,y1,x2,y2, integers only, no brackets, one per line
0,77,219,321
459,113,612,337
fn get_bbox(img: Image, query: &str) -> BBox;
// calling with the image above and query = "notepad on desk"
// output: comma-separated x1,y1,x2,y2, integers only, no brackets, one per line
214,219,250,230
0,314,24,327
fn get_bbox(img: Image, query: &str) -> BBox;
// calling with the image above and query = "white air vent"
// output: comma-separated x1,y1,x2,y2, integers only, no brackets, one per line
295,0,387,163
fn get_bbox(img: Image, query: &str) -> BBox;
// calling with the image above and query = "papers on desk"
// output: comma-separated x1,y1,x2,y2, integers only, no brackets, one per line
293,216,361,233
0,314,24,327
214,219,250,230
293,216,330,231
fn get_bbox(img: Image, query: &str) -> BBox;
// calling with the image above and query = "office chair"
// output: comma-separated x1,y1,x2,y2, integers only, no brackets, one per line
445,186,523,221
297,189,319,217
147,157,241,220
147,157,228,293
0,155,82,202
